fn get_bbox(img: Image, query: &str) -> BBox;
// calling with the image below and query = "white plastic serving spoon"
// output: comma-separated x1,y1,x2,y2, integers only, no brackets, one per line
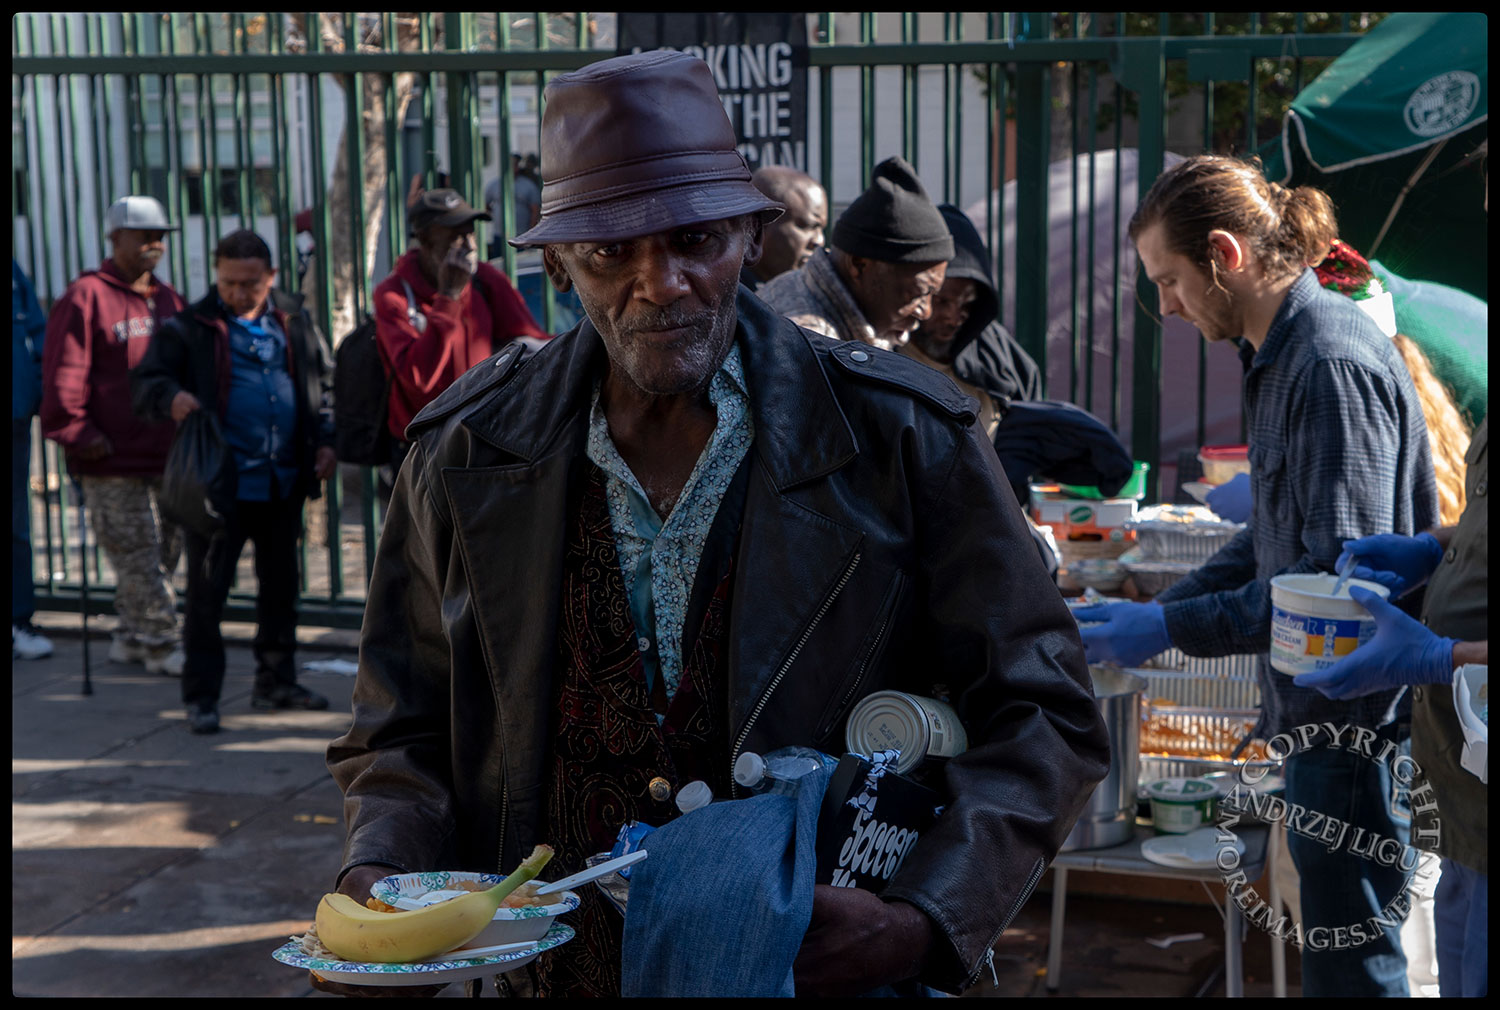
534,850,649,895
1330,553,1358,598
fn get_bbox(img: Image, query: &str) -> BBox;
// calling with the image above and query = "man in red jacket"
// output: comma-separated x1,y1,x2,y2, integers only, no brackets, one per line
374,188,545,469
40,195,188,674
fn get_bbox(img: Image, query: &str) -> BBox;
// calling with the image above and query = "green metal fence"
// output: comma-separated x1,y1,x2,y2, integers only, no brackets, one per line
12,12,1383,628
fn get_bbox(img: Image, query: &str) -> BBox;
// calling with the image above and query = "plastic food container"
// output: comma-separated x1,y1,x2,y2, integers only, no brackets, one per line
1268,573,1391,676
1063,558,1128,592
1126,505,1244,563
1146,777,1220,834
1056,460,1151,501
1197,445,1250,485
1122,558,1198,597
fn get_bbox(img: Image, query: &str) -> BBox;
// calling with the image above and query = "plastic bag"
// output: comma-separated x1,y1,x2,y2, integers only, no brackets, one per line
160,409,237,538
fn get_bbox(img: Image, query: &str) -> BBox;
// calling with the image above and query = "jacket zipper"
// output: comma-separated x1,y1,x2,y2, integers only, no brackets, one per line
730,550,862,795
496,779,508,873
964,856,1047,990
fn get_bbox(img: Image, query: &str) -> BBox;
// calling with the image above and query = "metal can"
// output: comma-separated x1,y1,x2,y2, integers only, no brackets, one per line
844,691,969,775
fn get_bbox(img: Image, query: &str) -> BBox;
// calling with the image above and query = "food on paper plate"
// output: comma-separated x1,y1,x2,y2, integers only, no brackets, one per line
312,844,554,963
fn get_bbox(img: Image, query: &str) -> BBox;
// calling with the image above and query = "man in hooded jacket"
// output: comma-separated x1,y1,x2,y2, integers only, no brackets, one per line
907,206,1132,508
901,205,1041,441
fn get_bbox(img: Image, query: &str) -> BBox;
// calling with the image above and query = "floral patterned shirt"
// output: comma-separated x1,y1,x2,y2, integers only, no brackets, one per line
585,341,754,708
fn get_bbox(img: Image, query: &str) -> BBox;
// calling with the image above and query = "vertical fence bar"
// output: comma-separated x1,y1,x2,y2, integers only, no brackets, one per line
1013,13,1051,385
269,15,296,284
818,14,834,217
165,15,191,294
231,13,253,230
50,16,78,289
1110,17,1124,434
62,16,88,298
860,13,873,186
123,14,145,195
901,13,915,170
1069,47,1080,404
1085,13,1100,418
306,14,335,345
952,14,964,208
985,51,996,306
1124,36,1167,501
497,13,517,282
419,14,435,188
941,14,951,203
535,12,556,332
1198,13,1214,452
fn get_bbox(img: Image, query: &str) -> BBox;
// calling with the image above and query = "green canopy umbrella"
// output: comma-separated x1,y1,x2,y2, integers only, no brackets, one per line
1261,12,1487,301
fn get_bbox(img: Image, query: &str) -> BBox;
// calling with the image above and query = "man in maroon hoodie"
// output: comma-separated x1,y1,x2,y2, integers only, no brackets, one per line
374,188,546,470
40,196,188,675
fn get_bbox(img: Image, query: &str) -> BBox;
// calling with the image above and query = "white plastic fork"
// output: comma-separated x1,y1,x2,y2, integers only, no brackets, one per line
1146,932,1205,949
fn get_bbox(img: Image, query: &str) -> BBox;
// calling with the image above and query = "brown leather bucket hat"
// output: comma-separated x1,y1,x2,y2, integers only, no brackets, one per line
510,50,784,247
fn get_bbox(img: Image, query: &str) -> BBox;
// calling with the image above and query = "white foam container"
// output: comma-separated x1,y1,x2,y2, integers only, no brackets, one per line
1268,573,1391,676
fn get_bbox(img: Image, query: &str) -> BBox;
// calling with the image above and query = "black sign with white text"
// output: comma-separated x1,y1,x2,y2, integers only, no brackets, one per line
617,12,810,172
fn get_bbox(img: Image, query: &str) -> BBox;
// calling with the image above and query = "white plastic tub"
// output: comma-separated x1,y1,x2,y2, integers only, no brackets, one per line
1269,573,1391,676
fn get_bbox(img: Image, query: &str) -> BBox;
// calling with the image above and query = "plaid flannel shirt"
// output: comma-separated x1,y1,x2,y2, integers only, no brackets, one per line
1157,269,1438,737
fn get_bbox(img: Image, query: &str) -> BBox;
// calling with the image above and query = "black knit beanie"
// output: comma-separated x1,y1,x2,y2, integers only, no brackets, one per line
832,156,955,263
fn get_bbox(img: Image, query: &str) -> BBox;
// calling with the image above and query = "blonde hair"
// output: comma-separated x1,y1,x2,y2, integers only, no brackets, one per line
1394,333,1471,526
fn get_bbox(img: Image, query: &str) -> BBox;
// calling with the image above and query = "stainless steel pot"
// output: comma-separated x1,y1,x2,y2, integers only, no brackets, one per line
1060,665,1148,851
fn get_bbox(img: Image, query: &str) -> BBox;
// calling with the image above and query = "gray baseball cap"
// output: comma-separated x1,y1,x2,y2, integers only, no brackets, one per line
104,195,179,234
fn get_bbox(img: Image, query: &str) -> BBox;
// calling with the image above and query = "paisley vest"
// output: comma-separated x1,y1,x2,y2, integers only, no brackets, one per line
535,464,735,997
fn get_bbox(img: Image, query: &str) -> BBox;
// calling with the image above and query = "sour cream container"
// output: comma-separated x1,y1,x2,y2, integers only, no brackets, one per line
845,691,968,775
1146,777,1220,834
1269,573,1392,676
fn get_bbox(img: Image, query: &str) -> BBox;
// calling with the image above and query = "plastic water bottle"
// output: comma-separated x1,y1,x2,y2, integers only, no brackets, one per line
675,780,714,813
734,746,838,796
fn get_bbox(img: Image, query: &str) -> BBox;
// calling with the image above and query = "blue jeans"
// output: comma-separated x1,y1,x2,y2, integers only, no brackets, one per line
1434,860,1487,997
1284,723,1413,997
13,418,36,623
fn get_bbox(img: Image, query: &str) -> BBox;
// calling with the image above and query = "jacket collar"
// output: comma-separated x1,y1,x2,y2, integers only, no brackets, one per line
191,287,303,333
459,286,858,491
1249,268,1319,374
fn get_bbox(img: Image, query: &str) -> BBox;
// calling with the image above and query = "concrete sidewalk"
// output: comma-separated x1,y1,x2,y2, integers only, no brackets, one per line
12,624,380,998
13,618,1300,998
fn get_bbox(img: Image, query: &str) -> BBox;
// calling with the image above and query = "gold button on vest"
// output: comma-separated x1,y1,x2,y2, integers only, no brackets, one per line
648,776,672,802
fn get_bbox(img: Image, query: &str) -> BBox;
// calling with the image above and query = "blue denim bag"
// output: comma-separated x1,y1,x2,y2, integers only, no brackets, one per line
620,765,834,997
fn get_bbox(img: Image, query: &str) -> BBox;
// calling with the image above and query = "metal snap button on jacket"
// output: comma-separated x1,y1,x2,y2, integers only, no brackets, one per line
648,776,672,802
849,349,869,362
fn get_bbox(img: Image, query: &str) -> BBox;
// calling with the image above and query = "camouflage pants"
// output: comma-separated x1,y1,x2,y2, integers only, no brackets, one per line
78,475,183,648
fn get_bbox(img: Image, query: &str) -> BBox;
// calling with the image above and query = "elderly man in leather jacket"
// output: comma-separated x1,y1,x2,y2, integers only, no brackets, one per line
326,51,1108,998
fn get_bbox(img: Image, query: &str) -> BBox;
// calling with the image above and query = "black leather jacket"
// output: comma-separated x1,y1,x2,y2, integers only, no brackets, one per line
326,288,1108,993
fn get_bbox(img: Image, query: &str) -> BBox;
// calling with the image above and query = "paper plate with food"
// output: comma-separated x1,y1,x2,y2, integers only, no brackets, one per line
272,844,575,986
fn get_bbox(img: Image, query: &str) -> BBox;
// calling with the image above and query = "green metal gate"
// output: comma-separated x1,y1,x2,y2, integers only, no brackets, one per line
11,12,1383,628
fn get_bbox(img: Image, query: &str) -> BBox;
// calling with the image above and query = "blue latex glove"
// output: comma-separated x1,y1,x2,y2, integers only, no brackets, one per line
1294,586,1457,700
1074,601,1172,667
1334,532,1444,598
1204,472,1252,523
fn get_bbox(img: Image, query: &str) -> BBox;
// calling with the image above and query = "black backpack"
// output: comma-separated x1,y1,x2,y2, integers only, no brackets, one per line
333,278,421,465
